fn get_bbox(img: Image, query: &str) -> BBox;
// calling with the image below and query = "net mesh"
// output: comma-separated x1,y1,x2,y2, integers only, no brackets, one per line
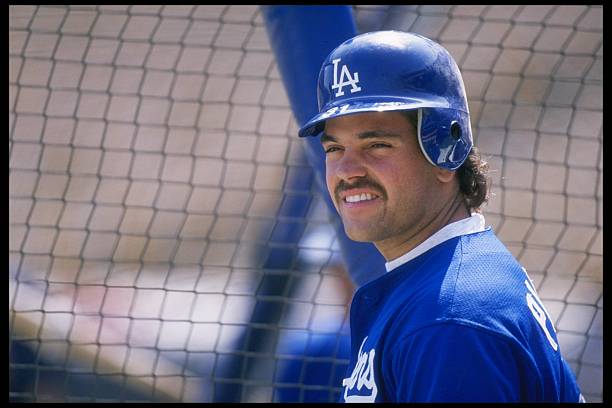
9,5,602,402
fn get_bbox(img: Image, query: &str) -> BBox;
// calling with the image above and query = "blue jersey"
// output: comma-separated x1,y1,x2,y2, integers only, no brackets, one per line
341,227,583,402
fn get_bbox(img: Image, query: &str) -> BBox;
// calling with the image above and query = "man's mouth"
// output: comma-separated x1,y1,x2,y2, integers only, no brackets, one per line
336,178,385,206
343,192,379,203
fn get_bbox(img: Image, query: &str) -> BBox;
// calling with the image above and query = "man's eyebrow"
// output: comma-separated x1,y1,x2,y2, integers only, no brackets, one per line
320,130,402,143
320,133,337,143
356,130,403,140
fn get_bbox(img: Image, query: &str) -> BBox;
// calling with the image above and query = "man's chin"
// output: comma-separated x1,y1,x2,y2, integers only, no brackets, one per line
343,225,378,243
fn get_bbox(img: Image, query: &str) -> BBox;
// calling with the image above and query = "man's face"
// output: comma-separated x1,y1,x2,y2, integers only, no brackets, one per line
322,111,445,252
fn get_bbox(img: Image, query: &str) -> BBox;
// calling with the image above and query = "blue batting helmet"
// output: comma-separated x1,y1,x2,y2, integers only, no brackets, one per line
298,30,473,170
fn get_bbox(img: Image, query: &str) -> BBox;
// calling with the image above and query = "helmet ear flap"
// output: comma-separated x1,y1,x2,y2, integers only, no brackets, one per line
417,108,473,170
416,108,435,167
450,121,462,140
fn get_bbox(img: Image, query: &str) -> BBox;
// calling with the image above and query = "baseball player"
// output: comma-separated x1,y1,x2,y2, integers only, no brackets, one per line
297,31,584,402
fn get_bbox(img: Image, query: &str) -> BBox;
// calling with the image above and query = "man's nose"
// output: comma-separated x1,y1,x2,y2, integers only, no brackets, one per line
335,148,367,182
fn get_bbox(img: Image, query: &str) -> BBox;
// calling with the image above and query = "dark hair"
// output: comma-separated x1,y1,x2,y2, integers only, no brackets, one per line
401,110,490,212
456,146,490,212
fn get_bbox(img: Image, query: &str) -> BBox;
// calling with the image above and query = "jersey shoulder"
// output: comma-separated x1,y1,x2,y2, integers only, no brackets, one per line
442,229,531,334
383,229,545,348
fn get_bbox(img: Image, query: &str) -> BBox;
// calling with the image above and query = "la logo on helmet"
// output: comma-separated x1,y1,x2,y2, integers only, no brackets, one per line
331,58,361,97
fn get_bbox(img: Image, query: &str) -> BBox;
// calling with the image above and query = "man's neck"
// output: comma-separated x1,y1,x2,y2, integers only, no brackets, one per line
375,193,470,261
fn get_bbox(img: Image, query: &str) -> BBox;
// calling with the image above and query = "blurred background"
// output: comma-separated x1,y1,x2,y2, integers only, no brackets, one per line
9,5,602,402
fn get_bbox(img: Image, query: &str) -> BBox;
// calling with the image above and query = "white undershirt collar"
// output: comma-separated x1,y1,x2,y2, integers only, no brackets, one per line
385,213,486,272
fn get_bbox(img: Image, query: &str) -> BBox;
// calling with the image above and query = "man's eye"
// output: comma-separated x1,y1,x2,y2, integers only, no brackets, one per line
324,146,342,154
371,143,391,149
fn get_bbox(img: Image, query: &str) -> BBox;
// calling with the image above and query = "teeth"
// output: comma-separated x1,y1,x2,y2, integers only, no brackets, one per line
345,193,376,203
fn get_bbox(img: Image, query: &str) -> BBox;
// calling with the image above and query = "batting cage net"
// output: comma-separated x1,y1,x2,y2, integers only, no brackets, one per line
9,5,602,402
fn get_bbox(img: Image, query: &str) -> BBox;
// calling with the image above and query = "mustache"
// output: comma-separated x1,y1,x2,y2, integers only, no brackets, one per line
335,177,386,200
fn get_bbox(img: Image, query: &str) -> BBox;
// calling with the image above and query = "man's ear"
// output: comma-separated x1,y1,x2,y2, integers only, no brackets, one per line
433,167,455,184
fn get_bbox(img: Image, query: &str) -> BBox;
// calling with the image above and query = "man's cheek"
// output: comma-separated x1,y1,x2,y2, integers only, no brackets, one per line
325,166,335,194
325,176,339,209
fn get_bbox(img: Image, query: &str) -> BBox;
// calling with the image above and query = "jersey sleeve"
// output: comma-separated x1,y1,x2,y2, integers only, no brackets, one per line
388,322,536,402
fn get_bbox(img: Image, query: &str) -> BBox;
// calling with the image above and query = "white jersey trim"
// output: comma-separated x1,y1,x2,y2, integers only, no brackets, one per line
385,213,486,272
